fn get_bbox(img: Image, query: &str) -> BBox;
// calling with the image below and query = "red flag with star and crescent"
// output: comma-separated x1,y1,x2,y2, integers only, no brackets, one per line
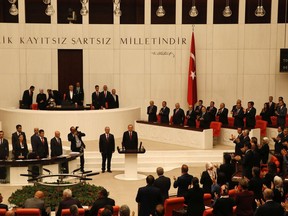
187,31,197,106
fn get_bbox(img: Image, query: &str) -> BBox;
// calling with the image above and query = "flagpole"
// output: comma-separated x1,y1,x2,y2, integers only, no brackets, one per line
192,24,195,33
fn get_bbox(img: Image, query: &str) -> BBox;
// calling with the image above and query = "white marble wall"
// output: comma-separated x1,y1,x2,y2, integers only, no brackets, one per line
0,0,288,120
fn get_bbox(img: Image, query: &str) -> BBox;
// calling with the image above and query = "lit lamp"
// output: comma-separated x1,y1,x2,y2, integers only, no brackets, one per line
113,0,122,16
189,0,198,17
80,0,89,16
156,0,165,17
43,0,55,16
255,0,266,17
8,0,18,16
223,0,232,17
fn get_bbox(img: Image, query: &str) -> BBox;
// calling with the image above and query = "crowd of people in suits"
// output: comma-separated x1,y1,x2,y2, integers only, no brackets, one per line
20,84,119,110
147,96,288,129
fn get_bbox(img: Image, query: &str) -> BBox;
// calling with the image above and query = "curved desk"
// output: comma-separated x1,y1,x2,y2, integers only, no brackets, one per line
0,107,141,141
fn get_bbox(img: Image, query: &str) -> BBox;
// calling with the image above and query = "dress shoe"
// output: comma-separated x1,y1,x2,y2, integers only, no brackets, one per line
102,170,105,173
107,170,112,173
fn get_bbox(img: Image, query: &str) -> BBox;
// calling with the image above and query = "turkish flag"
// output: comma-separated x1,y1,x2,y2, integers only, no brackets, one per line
187,31,197,106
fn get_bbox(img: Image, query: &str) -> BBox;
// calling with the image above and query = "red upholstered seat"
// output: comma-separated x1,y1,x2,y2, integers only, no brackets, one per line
286,116,288,127
210,121,222,137
157,114,161,123
196,120,200,128
203,208,213,216
215,115,219,122
61,208,85,216
255,115,262,121
31,103,38,110
170,116,173,124
255,120,268,136
15,208,41,216
0,209,6,216
203,193,212,206
97,206,119,216
228,189,237,200
228,117,234,127
271,116,277,127
164,197,185,216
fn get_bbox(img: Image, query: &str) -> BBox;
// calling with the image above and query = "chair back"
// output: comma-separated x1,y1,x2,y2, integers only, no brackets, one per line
157,114,161,123
210,121,222,137
164,197,185,216
203,193,212,206
255,120,268,136
61,208,85,216
15,208,41,216
97,206,119,216
228,117,234,127
170,116,173,124
255,115,262,121
228,189,237,200
32,103,38,110
0,209,6,216
270,116,277,127
203,208,213,216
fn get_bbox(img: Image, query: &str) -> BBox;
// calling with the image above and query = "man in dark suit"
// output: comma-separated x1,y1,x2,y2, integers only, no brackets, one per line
245,101,256,129
68,126,86,172
122,124,138,150
266,96,276,119
91,85,102,109
172,103,185,125
12,124,27,155
186,105,196,127
89,189,115,216
24,191,48,216
199,106,211,129
21,85,35,109
136,175,162,216
75,82,84,106
50,131,63,157
65,85,77,104
147,100,157,122
273,126,284,154
255,189,284,216
207,101,217,121
154,167,171,202
231,129,249,157
36,89,47,110
242,141,254,179
110,89,119,109
30,127,39,153
217,103,228,125
0,131,9,160
0,193,8,210
100,85,112,109
173,164,193,197
99,127,115,173
194,99,203,118
275,100,287,127
212,184,235,216
158,101,170,124
56,189,82,216
47,89,62,105
232,101,245,128
34,129,49,159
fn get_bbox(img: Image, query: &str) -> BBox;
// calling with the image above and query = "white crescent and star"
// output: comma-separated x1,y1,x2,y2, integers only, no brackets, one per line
190,52,196,80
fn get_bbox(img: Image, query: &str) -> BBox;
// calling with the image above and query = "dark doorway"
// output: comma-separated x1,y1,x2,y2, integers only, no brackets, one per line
58,50,83,97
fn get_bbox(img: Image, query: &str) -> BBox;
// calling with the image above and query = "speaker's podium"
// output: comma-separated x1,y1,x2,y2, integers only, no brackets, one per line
115,144,146,180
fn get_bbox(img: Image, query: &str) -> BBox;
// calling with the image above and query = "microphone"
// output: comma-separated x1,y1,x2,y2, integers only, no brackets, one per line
85,172,100,177
139,141,142,151
81,170,92,174
72,167,81,174
43,168,51,174
80,177,92,181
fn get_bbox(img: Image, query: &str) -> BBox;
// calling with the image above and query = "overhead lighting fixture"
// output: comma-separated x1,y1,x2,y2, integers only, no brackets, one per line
80,0,89,16
8,0,18,16
255,0,266,17
223,0,232,17
113,0,122,17
43,0,55,16
189,0,198,17
156,0,165,17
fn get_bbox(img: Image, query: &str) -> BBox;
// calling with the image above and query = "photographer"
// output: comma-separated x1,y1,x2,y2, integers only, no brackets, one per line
68,126,86,172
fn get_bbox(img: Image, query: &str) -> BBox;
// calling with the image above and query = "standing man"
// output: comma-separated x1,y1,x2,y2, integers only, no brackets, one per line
30,127,39,153
100,85,112,109
275,100,287,127
217,103,228,126
21,85,35,109
75,82,84,106
68,127,86,172
173,164,193,197
158,101,170,124
34,129,49,159
99,127,115,173
147,100,157,122
194,100,203,119
0,131,9,160
110,89,119,109
154,167,171,202
207,101,217,121
245,101,256,129
91,85,102,110
199,106,211,129
172,103,185,125
241,142,254,179
232,101,245,128
122,124,138,150
136,175,162,216
65,85,77,104
266,96,276,120
36,89,47,110
51,131,63,157
186,105,196,127
12,124,27,155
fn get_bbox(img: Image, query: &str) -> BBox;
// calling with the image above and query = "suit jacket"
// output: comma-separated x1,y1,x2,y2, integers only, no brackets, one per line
31,134,38,152
91,91,103,109
110,94,119,109
24,197,48,216
245,107,256,128
147,105,158,122
36,93,47,110
65,90,77,104
219,163,235,188
173,173,193,197
184,187,205,216
22,89,33,108
260,144,269,164
242,149,254,179
186,110,196,127
48,90,62,105
99,133,115,154
154,175,171,201
89,197,115,216
235,190,254,216
75,87,84,105
266,102,276,117
217,108,228,125
68,132,86,152
200,170,214,193
199,112,211,129
50,137,63,157
56,198,82,216
212,196,235,216
172,108,185,125
122,131,138,150
136,185,162,216
276,105,287,127
13,141,29,159
194,105,202,118
232,107,245,128
12,131,27,150
207,106,217,121
159,107,170,124
248,176,263,200
100,91,112,109
255,200,284,216
234,133,245,156
0,139,9,160
34,136,49,158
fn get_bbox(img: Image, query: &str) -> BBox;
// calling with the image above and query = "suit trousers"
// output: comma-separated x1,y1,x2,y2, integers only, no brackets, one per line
101,153,112,171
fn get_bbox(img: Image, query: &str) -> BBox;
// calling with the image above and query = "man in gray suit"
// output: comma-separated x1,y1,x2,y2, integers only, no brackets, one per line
24,191,48,216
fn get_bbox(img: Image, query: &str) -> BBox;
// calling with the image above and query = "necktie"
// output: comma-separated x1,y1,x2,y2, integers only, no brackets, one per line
41,138,44,144
129,132,132,140
106,134,109,141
